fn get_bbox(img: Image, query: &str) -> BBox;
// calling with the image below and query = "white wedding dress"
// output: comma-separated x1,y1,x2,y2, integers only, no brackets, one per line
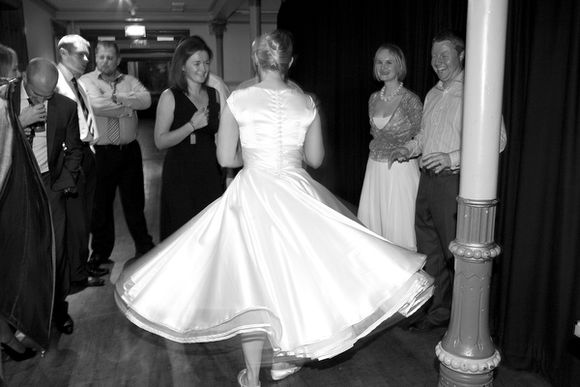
115,86,433,360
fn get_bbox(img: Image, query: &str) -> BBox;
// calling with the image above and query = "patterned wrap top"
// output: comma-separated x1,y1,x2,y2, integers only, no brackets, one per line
368,88,423,162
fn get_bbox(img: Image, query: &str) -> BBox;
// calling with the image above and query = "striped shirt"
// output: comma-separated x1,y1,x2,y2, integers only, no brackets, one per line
406,71,506,169
80,70,151,145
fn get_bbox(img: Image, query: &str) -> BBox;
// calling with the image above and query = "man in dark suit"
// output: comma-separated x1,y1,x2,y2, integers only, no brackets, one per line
18,58,83,334
56,34,109,286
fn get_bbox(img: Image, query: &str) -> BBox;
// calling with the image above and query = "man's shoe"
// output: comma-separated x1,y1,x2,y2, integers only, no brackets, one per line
72,276,105,288
86,276,105,286
409,319,448,332
89,253,114,266
399,312,426,331
1,343,37,362
87,264,109,277
0,336,37,362
56,315,74,335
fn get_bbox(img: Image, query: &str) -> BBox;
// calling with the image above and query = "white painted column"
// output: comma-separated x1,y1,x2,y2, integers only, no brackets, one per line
249,0,262,42
460,0,508,200
248,0,261,76
437,0,508,386
210,20,227,78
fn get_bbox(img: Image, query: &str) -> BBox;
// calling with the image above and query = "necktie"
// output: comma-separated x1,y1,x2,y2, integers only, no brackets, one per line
106,79,121,144
27,98,46,145
71,77,95,137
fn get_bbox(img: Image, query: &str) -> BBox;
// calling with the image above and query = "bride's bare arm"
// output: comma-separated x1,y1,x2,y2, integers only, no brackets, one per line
216,104,242,168
303,113,324,168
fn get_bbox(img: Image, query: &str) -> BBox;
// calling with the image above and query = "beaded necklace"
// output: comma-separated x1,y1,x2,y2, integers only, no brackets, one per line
379,82,403,102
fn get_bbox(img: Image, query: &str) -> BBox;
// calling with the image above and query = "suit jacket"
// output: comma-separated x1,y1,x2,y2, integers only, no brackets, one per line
18,88,83,191
56,64,100,144
45,93,83,191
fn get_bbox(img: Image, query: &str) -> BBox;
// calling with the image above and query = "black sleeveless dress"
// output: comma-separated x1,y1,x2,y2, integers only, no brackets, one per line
159,86,223,240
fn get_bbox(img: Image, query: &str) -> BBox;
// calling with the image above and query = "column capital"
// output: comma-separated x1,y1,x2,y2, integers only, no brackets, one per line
209,19,227,37
450,196,502,262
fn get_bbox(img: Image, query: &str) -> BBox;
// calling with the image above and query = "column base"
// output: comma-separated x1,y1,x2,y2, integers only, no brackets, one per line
437,343,501,386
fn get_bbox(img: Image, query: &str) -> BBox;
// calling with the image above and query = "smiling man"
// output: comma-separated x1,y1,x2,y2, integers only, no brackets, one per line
392,30,507,331
80,41,155,270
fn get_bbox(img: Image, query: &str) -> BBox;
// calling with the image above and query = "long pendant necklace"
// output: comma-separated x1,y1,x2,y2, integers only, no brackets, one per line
379,82,403,102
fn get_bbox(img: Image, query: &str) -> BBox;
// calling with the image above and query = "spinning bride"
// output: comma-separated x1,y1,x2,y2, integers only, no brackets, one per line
115,30,433,387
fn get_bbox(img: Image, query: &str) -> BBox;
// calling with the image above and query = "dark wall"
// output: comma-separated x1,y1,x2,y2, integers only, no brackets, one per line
278,1,580,386
0,0,28,67
278,0,467,203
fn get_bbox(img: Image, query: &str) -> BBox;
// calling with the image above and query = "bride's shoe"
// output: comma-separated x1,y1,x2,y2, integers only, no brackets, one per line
270,361,302,381
237,369,261,387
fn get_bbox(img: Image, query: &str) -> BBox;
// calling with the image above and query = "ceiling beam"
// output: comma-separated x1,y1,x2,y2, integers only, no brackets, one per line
54,11,211,23
211,0,245,21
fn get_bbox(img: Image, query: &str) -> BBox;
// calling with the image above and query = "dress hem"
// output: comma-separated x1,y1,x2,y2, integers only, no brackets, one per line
115,271,433,360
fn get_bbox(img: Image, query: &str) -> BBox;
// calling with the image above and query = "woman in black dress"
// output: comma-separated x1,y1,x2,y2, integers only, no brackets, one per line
154,37,224,240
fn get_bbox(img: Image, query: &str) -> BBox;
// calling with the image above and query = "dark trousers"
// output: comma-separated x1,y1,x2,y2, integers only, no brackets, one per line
41,172,70,321
414,172,459,325
91,140,153,258
66,145,96,282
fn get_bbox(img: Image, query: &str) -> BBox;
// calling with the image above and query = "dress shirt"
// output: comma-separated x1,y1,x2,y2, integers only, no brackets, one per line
56,63,99,144
19,84,48,173
406,71,507,169
80,70,151,145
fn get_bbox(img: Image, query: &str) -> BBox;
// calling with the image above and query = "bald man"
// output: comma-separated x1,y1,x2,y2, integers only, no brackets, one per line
18,58,84,334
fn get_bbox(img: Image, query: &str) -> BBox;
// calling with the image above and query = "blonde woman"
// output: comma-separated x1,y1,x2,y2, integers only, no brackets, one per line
358,44,423,251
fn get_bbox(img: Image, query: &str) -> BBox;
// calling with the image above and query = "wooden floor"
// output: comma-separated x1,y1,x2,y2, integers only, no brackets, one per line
2,119,553,387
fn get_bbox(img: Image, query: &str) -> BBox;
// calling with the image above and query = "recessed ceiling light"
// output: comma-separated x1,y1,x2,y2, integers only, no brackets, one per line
171,1,185,12
125,24,146,38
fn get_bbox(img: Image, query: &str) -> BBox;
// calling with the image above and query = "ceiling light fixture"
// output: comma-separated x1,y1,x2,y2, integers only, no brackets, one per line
125,24,146,38
124,0,146,38
171,2,185,12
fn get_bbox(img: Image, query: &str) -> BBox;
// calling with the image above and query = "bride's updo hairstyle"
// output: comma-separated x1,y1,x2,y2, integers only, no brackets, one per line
252,29,293,79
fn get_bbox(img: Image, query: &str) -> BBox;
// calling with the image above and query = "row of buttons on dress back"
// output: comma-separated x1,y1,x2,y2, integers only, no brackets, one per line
272,91,286,174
